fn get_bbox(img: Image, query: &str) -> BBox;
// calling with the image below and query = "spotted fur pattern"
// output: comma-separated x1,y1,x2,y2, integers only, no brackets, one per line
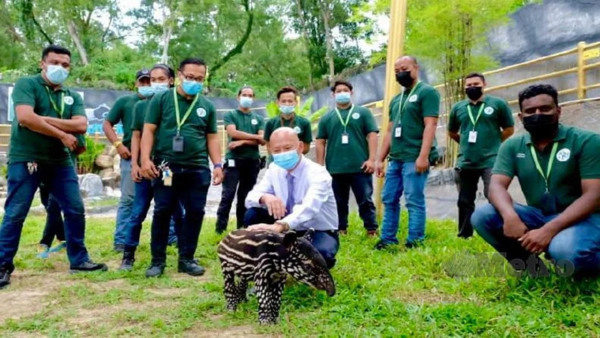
217,229,335,324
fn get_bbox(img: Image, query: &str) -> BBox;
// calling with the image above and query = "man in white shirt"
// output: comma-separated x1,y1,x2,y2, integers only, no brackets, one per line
245,127,340,268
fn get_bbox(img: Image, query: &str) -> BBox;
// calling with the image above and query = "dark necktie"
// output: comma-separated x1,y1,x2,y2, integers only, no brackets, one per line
286,174,295,215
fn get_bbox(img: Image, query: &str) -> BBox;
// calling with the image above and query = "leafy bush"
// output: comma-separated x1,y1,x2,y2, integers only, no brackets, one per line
77,136,106,174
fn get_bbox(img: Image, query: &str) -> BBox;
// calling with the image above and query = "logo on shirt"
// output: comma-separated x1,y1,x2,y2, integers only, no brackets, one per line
556,148,571,162
293,126,301,134
251,119,258,125
516,153,526,159
196,108,207,117
63,96,74,105
484,107,494,115
352,113,360,119
409,95,418,103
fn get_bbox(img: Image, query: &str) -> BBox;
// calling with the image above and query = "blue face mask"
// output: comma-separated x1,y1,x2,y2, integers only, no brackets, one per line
46,65,69,85
279,105,295,115
335,92,351,104
182,80,203,95
138,86,154,98
240,97,253,108
151,82,170,94
273,149,300,170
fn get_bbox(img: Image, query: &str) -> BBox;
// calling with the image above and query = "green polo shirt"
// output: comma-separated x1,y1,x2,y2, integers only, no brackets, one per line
131,99,150,132
264,114,313,161
493,125,600,214
9,74,85,166
223,109,265,160
145,88,217,167
316,105,379,174
389,82,440,163
448,95,515,169
106,93,141,150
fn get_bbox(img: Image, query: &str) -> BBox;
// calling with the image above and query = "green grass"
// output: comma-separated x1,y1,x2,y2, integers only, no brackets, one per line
1,214,599,337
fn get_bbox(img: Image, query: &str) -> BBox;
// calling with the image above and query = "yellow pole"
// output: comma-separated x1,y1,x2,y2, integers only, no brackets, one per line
375,0,408,222
577,41,586,100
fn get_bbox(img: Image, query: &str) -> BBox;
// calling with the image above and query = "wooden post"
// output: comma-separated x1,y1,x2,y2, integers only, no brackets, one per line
577,41,586,100
375,0,408,222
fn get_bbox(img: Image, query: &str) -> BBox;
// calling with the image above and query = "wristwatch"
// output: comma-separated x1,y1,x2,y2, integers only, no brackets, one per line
113,141,122,148
275,221,290,232
214,163,223,169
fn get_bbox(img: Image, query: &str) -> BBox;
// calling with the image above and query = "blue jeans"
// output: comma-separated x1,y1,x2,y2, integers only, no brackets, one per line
151,165,211,263
472,203,600,276
0,163,89,271
39,184,65,247
244,207,340,269
331,173,378,231
124,179,182,249
380,161,429,245
114,158,135,246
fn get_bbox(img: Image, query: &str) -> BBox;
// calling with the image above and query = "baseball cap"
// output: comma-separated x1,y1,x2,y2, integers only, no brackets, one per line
136,69,151,80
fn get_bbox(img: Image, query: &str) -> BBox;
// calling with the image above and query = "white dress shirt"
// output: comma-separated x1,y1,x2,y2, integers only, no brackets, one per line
245,156,338,231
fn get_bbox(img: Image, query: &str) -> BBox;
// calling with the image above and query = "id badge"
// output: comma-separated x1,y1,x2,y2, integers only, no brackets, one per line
395,126,402,138
162,169,173,187
468,131,478,143
173,135,184,153
341,133,349,145
228,159,236,167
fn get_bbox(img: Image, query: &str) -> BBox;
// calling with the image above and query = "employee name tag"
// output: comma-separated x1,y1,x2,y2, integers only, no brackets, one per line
162,169,173,187
228,159,236,167
468,131,478,143
395,127,402,138
341,133,349,144
173,135,184,152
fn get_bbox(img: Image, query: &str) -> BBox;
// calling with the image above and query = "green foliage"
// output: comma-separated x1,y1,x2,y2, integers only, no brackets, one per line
77,135,106,174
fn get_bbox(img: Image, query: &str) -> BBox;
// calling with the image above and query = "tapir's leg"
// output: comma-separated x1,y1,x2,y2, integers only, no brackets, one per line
256,277,286,325
236,278,249,303
223,270,239,311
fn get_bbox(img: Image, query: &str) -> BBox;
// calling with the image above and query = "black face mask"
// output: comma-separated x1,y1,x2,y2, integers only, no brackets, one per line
522,114,559,140
395,71,414,87
465,86,483,101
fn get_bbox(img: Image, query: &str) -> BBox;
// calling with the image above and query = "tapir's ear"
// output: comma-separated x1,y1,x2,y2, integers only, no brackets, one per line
303,228,315,242
283,231,297,250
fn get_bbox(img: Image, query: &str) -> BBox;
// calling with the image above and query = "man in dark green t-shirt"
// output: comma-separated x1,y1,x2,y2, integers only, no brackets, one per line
215,86,266,233
0,45,107,289
447,73,515,238
140,57,223,278
263,86,313,161
375,56,440,250
316,80,379,236
472,84,600,277
103,69,153,252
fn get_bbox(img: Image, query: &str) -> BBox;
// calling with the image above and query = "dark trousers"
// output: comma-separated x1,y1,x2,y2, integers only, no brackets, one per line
39,185,65,247
455,168,492,238
216,159,260,233
151,165,211,264
244,207,340,269
124,178,183,250
331,173,378,231
0,162,89,272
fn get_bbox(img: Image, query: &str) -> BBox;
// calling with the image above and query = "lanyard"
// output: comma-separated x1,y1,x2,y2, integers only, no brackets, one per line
280,115,295,128
395,81,420,125
173,87,199,134
529,142,559,192
45,86,64,117
467,103,485,130
335,105,354,131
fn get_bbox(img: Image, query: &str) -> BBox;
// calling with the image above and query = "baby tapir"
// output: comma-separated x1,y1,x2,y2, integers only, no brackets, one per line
217,228,336,324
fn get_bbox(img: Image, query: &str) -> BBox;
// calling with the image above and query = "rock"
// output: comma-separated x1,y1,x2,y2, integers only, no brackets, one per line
96,155,114,168
100,168,121,188
441,168,456,185
427,169,443,186
113,155,121,170
79,174,104,197
99,168,114,179
108,145,118,157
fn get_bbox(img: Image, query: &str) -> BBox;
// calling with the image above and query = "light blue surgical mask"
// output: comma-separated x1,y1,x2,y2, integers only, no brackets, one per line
46,65,69,85
273,149,300,170
151,82,170,94
240,97,253,109
138,86,154,98
335,92,351,104
182,80,203,95
279,105,295,115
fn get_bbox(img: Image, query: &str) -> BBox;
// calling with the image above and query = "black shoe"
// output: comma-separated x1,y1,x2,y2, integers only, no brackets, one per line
178,260,205,276
374,240,392,250
70,261,108,274
146,263,165,278
0,267,11,289
114,244,125,253
119,250,136,272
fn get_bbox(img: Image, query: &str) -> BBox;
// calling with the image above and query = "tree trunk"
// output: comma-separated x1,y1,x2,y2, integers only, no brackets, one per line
161,24,172,64
320,1,335,85
67,20,89,65
294,0,315,90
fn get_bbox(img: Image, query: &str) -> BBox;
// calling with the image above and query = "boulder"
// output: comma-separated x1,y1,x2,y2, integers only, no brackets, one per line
95,155,114,168
79,174,104,197
113,155,121,170
108,145,118,157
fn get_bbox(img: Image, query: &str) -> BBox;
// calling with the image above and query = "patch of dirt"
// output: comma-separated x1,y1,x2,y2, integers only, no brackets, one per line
184,325,277,338
65,300,165,327
0,289,52,321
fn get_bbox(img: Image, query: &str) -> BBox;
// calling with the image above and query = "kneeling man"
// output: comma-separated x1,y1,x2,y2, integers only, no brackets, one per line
471,84,600,277
245,127,339,268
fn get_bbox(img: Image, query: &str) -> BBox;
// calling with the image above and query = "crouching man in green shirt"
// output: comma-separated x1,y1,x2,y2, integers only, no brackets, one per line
0,45,107,289
472,84,600,277
140,57,223,278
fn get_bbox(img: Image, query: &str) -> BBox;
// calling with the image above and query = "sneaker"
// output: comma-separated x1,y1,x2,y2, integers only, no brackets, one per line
146,263,166,278
338,230,348,235
70,261,108,274
0,267,11,289
48,241,67,253
374,240,392,250
119,250,136,272
366,230,378,237
178,260,205,276
114,244,125,253
37,244,50,259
